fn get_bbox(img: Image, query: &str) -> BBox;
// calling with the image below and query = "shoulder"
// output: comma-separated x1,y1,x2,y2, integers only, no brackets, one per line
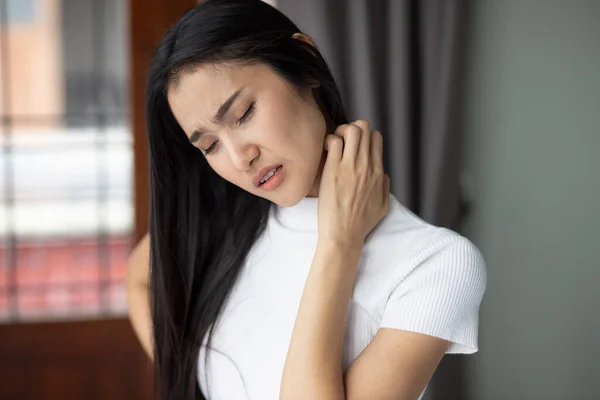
404,227,487,295
368,194,486,290
368,194,442,251
375,199,487,354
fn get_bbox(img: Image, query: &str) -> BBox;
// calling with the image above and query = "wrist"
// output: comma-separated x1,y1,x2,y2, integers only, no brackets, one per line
317,235,364,253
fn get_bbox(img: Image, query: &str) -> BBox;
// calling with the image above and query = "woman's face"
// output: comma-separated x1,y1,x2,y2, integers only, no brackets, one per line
168,62,327,207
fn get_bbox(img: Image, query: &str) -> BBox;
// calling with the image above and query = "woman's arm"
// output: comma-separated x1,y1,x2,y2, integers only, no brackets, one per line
280,240,362,400
280,120,389,399
126,232,153,359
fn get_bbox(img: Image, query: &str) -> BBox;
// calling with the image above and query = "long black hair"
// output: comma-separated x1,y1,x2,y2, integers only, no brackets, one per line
145,1,347,398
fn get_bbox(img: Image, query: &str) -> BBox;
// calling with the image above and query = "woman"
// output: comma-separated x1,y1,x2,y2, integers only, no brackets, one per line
127,1,487,399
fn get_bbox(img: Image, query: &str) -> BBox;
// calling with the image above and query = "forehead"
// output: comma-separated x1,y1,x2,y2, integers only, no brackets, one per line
167,62,282,132
168,63,277,106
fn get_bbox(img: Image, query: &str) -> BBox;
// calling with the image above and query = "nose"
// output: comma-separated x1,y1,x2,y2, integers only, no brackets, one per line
225,136,258,171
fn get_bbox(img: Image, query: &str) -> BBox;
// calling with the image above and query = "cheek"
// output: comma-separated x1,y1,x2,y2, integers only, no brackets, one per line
280,105,314,142
254,103,297,150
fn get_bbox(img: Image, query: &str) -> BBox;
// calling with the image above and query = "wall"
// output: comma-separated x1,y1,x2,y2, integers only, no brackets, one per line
460,0,600,399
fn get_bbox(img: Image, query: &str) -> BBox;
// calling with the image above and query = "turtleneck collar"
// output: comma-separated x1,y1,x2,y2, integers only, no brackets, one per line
271,196,319,232
270,193,400,234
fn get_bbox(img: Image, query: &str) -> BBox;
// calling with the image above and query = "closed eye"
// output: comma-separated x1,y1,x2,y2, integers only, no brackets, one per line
238,102,255,125
203,102,256,156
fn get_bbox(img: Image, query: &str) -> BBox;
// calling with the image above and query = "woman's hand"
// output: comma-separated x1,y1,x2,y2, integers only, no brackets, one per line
282,120,388,397
318,119,390,249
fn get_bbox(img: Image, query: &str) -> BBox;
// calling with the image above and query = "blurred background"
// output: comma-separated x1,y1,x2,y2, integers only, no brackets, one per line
0,0,597,399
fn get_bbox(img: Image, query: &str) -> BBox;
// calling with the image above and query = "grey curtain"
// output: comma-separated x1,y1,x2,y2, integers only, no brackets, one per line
278,0,470,398
279,0,469,230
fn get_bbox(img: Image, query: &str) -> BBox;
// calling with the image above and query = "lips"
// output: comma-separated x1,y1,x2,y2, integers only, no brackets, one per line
252,164,283,187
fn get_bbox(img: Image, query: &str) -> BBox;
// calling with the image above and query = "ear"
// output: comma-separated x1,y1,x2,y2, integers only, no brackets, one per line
292,33,321,90
292,32,316,47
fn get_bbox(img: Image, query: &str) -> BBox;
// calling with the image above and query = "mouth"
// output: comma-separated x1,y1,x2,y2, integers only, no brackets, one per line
257,165,284,191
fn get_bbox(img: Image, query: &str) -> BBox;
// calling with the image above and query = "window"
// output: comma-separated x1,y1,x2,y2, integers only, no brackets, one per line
6,0,37,25
0,0,132,321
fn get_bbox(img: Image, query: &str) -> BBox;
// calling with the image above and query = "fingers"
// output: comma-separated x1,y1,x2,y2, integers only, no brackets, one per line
351,120,371,166
370,129,383,171
328,119,384,175
324,134,343,165
333,122,362,162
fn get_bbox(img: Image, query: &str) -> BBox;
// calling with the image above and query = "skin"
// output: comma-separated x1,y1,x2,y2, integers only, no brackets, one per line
128,33,452,399
168,60,327,205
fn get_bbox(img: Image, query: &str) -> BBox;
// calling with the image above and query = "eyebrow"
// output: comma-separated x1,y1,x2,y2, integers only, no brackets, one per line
189,88,244,144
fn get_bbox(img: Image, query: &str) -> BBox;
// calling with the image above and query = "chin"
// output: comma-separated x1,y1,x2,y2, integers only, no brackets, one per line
271,195,301,208
271,185,311,208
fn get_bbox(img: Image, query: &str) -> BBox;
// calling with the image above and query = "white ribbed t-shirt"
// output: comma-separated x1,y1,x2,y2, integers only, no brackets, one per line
197,193,487,400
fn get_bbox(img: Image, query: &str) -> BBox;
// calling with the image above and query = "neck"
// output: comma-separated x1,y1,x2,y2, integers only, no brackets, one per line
305,150,327,198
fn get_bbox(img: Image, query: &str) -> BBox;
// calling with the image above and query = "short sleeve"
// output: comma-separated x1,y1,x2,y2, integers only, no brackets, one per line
379,229,487,354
